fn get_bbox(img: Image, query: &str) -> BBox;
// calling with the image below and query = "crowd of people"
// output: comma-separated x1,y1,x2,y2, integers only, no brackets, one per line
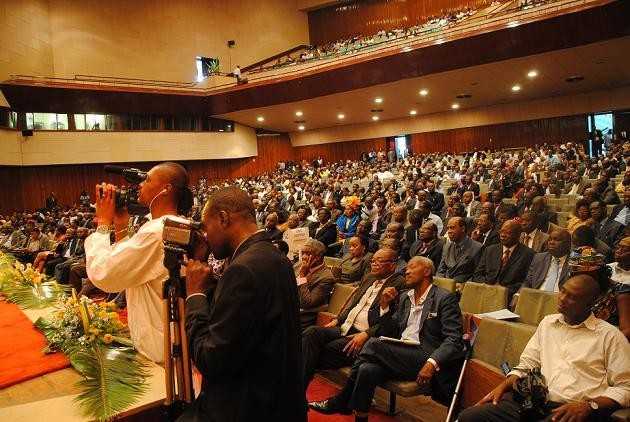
1,138,630,420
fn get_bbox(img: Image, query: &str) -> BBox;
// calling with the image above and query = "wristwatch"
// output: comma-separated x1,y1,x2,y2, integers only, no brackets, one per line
96,225,112,235
587,400,599,411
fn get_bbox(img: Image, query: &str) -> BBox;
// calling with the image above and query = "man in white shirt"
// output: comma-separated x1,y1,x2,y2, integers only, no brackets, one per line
459,274,630,422
85,162,192,363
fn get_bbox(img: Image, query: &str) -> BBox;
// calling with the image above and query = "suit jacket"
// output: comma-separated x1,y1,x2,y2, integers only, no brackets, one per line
436,237,482,282
427,191,445,214
408,238,444,269
309,221,338,250
336,272,405,337
377,285,465,403
479,229,500,249
184,232,306,422
473,243,535,297
298,264,336,329
263,227,283,241
523,252,570,290
594,218,624,248
520,230,549,253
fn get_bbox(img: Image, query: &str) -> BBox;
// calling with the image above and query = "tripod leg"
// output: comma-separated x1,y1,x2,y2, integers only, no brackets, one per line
178,297,194,402
171,316,185,401
163,297,174,406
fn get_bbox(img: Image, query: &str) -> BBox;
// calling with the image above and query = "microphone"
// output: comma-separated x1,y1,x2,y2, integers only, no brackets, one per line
104,165,147,184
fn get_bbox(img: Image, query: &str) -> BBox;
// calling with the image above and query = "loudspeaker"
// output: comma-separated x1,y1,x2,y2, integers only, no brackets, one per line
22,129,33,137
227,40,236,48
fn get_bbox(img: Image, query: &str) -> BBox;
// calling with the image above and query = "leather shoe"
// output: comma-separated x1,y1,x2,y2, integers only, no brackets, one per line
308,398,351,415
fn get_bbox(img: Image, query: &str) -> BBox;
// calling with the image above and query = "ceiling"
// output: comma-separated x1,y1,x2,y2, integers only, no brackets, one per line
216,36,630,133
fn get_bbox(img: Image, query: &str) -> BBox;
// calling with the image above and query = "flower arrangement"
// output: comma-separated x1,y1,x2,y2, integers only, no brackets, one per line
0,252,68,308
35,290,149,421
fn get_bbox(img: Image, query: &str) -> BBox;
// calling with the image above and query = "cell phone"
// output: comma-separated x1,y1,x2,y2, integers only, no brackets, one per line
500,361,511,375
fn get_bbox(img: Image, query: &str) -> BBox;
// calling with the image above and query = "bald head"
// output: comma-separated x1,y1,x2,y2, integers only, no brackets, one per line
499,219,522,247
559,274,601,323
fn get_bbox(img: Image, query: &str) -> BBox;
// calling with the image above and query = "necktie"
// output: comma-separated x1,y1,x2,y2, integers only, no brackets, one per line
501,249,511,268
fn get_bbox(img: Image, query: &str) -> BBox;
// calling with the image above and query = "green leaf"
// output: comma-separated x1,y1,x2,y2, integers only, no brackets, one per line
70,343,150,421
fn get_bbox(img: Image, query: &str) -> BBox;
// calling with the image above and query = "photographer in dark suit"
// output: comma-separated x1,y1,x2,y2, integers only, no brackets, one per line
182,187,306,422
473,219,535,298
309,256,465,419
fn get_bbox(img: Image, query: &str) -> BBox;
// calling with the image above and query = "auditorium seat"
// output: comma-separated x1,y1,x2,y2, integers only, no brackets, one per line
459,282,508,314
315,283,356,326
433,277,456,293
514,288,558,326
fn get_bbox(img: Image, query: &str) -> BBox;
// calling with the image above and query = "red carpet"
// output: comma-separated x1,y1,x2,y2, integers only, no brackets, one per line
0,301,70,388
307,376,398,422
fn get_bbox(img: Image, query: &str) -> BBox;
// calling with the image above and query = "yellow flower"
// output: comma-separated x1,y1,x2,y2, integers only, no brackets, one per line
88,327,101,336
102,334,113,344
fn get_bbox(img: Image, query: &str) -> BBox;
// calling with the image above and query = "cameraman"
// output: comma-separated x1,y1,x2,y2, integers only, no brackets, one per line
85,162,192,363
180,187,307,422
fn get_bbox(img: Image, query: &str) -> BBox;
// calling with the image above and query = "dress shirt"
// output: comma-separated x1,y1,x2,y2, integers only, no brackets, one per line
340,276,390,335
540,255,567,292
400,286,433,342
509,314,630,407
608,262,630,285
85,215,174,363
522,230,539,249
614,206,629,226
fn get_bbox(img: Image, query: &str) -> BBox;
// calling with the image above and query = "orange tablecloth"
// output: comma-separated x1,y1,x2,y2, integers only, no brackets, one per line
0,301,70,389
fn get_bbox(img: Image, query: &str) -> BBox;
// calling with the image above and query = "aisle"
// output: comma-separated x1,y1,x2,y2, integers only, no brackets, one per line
0,301,69,389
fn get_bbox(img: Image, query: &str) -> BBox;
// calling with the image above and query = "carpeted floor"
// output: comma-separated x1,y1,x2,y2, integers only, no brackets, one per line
0,301,70,388
307,375,399,422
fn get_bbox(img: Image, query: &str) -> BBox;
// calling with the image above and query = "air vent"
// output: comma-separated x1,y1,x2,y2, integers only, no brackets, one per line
456,94,472,99
565,75,584,83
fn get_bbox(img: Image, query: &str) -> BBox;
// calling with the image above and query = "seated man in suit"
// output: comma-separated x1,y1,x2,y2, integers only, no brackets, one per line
296,239,336,330
523,228,571,292
436,217,482,282
473,219,535,297
471,212,500,250
309,256,465,420
408,221,444,269
52,227,88,283
590,200,624,248
458,274,630,422
301,247,405,392
519,211,549,253
309,207,338,254
263,212,282,241
611,186,630,226
462,191,481,219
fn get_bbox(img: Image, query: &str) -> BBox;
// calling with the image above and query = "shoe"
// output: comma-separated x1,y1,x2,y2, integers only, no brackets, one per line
308,399,352,415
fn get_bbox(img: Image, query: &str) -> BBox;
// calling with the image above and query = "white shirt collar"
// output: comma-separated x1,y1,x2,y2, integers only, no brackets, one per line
406,284,433,305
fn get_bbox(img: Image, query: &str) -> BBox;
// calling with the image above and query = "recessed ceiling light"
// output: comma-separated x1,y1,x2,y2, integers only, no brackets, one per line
374,97,383,104
409,110,417,116
507,20,519,28
512,84,521,92
402,46,412,52
451,103,460,110
372,115,380,121
337,113,345,120
435,38,445,45
298,125,305,131
295,111,303,117
527,70,538,78
256,116,264,122
419,89,429,96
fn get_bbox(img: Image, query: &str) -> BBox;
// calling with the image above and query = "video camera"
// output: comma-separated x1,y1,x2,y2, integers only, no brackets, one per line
162,216,204,259
101,165,148,215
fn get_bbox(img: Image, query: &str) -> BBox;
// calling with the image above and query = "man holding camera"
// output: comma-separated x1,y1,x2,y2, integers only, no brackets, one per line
85,162,191,363
180,186,307,422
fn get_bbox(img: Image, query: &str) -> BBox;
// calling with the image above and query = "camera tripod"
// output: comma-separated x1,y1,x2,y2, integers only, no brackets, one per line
162,245,194,420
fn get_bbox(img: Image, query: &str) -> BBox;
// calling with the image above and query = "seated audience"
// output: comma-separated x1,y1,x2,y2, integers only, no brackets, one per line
471,212,500,250
309,207,338,254
572,225,613,263
263,212,282,241
519,211,549,253
408,221,444,269
309,257,465,419
610,186,630,226
462,191,481,219
296,239,336,330
331,235,373,284
566,198,592,234
458,274,630,422
436,217,482,282
473,219,535,297
523,228,571,291
337,205,360,239
590,200,624,248
301,247,404,391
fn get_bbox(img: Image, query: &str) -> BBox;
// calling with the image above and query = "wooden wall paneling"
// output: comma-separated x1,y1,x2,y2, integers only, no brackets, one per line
292,137,386,163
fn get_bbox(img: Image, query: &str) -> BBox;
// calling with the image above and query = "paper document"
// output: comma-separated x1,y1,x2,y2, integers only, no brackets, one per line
378,336,421,346
476,309,520,320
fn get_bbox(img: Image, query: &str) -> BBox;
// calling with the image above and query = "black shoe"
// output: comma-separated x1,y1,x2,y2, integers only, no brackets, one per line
308,398,351,415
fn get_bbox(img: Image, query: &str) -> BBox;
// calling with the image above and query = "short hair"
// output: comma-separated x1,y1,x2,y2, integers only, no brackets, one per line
204,187,256,222
572,225,595,246
303,239,326,257
409,255,435,276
